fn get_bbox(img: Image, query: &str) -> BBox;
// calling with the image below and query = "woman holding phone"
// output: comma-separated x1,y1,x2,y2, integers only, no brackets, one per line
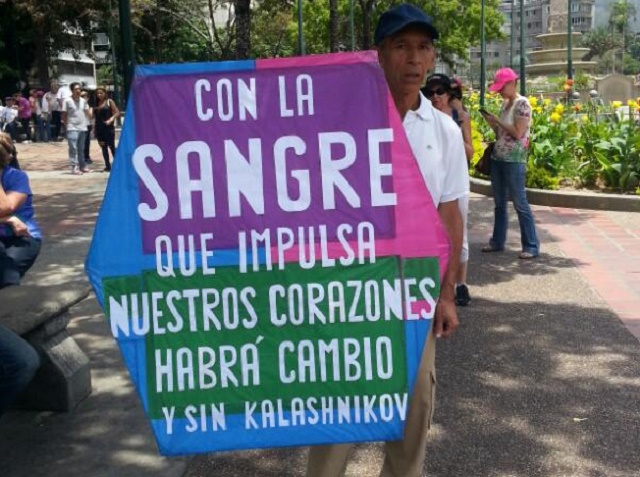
481,68,539,259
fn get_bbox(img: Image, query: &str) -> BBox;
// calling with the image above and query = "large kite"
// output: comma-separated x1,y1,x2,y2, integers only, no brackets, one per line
85,51,450,456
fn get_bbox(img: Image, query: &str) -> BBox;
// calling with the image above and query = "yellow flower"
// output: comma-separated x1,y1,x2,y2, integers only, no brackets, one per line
554,103,564,114
550,112,562,123
628,99,637,108
543,98,551,107
612,101,622,109
528,96,538,107
581,114,589,123
534,106,543,114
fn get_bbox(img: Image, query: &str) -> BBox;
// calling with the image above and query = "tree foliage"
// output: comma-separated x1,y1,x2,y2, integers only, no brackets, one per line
285,0,504,66
580,27,623,61
2,0,505,97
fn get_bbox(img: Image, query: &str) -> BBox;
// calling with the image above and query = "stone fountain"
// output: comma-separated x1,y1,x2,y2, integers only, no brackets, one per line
526,0,597,76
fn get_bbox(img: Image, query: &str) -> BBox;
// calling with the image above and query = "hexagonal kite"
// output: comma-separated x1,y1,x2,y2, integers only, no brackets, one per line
85,51,450,456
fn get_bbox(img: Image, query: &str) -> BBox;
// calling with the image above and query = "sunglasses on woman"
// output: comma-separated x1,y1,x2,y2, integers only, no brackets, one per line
425,87,448,98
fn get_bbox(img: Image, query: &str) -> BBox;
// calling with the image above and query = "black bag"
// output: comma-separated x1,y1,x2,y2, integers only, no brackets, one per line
475,141,494,176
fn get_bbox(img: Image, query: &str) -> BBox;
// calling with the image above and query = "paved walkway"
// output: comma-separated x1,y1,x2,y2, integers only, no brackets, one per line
470,205,640,341
1,140,639,477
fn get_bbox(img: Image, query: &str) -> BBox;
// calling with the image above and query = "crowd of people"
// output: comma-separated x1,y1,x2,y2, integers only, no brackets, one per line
0,82,120,174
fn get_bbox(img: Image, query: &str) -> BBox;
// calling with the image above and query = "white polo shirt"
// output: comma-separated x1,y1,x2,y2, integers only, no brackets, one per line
62,97,89,132
402,92,469,207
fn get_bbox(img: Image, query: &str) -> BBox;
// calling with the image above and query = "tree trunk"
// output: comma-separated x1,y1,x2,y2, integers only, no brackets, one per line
34,22,50,88
235,0,251,59
358,0,376,50
155,0,163,62
329,0,339,52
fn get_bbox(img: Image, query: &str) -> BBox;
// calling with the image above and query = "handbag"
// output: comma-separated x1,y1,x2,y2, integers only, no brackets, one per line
475,141,494,176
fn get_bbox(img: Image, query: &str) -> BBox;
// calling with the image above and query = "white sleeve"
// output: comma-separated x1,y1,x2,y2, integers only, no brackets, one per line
440,122,470,204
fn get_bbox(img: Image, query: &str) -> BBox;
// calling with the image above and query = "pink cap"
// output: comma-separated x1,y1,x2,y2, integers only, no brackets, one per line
489,67,519,92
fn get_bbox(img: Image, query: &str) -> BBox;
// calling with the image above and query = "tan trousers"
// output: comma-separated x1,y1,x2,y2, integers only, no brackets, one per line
306,331,437,477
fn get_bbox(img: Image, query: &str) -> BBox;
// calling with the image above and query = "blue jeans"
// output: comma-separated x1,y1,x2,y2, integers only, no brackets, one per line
67,130,87,170
0,324,40,416
41,119,51,142
489,160,540,255
0,236,42,288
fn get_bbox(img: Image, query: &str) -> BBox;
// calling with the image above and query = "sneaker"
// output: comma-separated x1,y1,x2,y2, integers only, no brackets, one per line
72,167,83,176
481,244,503,253
455,284,471,306
81,168,92,174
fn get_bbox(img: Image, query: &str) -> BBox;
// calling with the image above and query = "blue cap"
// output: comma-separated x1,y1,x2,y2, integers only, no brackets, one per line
374,4,439,45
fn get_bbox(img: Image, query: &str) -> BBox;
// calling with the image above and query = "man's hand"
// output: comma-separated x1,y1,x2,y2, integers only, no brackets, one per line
433,295,458,338
7,216,29,236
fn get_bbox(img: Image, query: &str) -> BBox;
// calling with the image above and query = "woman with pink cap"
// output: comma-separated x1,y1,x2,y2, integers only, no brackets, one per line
481,67,539,259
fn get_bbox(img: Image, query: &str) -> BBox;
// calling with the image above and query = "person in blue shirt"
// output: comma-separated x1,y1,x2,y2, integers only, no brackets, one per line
0,132,41,416
0,132,42,288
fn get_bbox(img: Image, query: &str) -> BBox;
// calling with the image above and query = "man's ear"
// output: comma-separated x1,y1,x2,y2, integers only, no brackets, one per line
375,46,384,67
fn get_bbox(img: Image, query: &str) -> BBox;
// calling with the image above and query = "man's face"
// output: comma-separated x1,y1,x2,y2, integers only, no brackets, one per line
72,85,82,99
377,27,435,97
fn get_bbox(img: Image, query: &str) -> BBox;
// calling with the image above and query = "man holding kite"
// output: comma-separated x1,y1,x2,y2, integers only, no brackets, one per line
306,4,469,476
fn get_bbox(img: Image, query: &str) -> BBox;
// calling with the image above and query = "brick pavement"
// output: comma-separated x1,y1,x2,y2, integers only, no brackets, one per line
16,140,109,239
469,200,640,342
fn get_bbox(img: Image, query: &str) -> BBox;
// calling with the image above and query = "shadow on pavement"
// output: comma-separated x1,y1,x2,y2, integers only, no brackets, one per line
186,296,640,477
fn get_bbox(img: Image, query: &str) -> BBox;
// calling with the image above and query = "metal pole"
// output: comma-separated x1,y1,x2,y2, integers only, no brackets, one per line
510,0,515,69
567,0,573,79
118,0,135,105
519,0,526,95
480,0,486,108
109,0,121,109
349,0,355,51
297,0,305,55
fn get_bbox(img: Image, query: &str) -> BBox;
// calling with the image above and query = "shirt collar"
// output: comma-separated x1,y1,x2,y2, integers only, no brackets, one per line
406,92,434,121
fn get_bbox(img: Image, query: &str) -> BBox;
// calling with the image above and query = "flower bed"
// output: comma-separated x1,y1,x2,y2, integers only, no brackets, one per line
467,92,640,195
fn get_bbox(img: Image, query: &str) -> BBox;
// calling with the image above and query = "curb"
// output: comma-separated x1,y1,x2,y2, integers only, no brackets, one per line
470,177,640,212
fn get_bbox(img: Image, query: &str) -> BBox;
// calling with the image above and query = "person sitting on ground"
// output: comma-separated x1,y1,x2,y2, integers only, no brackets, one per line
0,323,40,417
0,133,42,288
422,74,473,306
